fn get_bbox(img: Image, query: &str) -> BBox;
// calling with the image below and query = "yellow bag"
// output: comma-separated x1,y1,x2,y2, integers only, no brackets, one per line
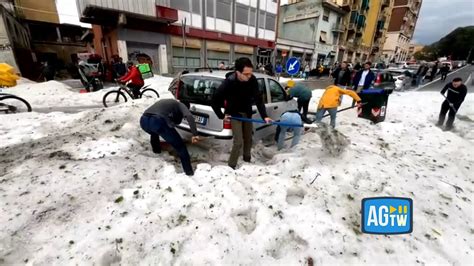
0,63,20,87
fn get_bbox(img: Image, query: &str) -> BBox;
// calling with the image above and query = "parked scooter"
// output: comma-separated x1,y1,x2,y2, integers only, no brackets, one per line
77,60,103,92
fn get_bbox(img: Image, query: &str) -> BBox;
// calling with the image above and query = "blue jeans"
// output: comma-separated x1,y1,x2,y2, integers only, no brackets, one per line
315,108,337,128
140,115,194,176
277,112,302,150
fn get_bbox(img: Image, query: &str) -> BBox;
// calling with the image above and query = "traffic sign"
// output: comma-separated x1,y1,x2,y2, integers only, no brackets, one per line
285,57,300,76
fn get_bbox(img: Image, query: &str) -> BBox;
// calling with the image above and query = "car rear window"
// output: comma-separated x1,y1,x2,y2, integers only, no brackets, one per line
178,76,223,105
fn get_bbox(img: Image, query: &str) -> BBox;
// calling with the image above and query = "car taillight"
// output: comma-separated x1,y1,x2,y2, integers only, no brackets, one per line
176,81,181,99
223,116,232,129
375,74,382,86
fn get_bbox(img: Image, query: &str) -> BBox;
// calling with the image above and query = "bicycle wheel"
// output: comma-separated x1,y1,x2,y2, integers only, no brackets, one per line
0,95,32,114
140,88,159,99
103,91,127,107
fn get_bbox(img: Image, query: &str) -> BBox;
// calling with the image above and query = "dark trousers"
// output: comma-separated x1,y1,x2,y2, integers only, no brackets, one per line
229,113,253,168
441,72,448,81
297,99,311,123
438,100,459,129
128,84,142,99
140,115,194,175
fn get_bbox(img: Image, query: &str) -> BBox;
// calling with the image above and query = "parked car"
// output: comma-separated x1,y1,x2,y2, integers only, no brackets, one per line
370,69,397,91
387,68,415,91
168,71,297,141
440,61,453,71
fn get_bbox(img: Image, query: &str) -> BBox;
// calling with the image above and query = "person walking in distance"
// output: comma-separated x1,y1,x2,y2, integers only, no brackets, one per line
140,99,200,176
415,63,429,87
437,77,467,131
211,57,272,169
304,64,310,80
440,63,450,81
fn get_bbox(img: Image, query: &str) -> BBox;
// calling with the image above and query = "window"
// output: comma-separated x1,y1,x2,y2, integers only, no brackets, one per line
206,0,214,17
323,9,329,22
265,13,276,31
192,0,201,14
320,31,327,43
207,50,230,68
350,11,359,23
170,0,189,11
256,79,268,104
216,0,231,20
268,79,286,102
172,47,201,68
179,76,223,105
249,7,257,26
236,4,249,24
259,11,265,28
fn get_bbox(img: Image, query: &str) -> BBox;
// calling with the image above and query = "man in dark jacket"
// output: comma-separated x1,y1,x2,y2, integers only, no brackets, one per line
352,62,375,92
212,57,272,169
437,77,467,131
332,61,352,87
440,64,450,81
140,99,200,176
415,63,429,86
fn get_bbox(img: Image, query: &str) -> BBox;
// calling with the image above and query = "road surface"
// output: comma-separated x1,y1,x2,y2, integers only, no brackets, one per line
416,65,473,91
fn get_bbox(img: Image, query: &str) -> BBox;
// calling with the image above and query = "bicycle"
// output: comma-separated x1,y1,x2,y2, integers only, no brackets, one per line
102,81,159,107
0,92,32,114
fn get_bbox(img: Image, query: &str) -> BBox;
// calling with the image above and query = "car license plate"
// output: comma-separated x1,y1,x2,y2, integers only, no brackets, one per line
194,115,207,125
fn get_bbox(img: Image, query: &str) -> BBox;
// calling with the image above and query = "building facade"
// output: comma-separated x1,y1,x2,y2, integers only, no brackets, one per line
382,0,422,63
0,2,34,78
408,43,423,58
276,0,346,69
77,0,278,74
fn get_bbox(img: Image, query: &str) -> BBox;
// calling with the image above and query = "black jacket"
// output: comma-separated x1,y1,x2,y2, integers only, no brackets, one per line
441,83,467,106
144,99,198,135
332,67,352,86
211,72,268,119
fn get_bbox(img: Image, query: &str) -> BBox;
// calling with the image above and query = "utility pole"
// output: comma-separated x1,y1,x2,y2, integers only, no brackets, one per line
182,17,187,70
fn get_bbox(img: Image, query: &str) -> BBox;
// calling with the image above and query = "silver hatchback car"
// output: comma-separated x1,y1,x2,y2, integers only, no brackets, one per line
168,71,297,141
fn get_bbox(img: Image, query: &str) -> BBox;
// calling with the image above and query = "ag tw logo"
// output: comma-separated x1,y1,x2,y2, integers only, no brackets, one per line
361,197,413,234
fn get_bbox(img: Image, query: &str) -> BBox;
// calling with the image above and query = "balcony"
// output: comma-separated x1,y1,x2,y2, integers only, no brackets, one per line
361,0,370,10
77,0,178,25
332,23,346,33
347,22,356,32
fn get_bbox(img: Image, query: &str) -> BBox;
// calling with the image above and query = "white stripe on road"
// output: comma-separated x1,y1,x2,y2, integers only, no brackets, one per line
466,73,472,86
414,65,468,91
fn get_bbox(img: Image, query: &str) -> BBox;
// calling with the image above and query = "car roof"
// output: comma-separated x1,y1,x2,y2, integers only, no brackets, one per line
181,70,270,79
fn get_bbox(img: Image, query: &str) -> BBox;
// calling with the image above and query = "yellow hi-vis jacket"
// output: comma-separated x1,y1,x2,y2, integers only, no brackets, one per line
317,85,362,109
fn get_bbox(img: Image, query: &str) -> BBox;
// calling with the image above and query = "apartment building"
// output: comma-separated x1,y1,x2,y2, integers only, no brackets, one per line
382,0,422,62
77,0,278,74
276,0,347,68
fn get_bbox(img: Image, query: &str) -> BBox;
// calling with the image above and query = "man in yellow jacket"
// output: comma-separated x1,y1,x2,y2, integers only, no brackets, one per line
315,85,362,128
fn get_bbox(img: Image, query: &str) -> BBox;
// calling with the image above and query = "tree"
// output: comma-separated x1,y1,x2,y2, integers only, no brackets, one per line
423,26,474,60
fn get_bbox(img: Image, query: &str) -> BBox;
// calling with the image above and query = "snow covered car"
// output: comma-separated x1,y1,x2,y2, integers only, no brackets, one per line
168,71,297,140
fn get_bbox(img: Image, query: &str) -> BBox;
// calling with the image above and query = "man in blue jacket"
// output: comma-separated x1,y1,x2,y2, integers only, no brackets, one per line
352,61,375,92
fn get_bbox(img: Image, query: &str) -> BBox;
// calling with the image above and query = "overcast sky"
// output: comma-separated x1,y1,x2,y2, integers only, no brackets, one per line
412,0,474,45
